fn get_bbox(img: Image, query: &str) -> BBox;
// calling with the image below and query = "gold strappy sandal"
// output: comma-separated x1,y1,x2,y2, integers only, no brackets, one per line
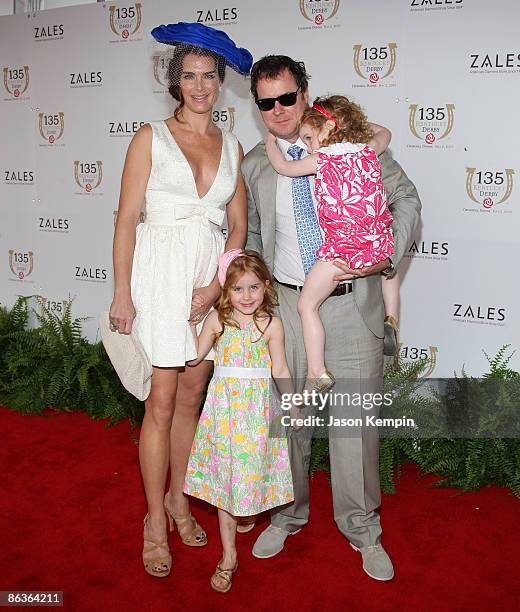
164,491,207,547
210,560,239,593
142,514,172,578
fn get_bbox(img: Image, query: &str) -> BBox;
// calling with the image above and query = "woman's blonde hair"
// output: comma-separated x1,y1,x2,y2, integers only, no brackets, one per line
300,95,373,146
216,250,277,341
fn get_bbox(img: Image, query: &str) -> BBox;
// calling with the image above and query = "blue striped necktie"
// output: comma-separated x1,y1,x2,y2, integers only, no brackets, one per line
287,144,322,275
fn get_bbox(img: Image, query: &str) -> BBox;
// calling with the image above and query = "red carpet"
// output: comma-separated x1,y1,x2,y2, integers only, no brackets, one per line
0,407,518,611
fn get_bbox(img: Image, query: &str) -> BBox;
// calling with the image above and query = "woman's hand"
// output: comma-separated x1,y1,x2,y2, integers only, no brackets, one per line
109,295,136,334
189,284,220,324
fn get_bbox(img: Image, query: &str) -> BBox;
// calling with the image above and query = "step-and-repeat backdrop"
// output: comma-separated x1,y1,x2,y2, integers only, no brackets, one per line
1,0,518,376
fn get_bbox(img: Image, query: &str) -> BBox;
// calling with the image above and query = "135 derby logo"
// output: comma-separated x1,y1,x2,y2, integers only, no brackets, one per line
40,296,70,314
38,112,65,145
352,43,397,87
9,250,34,281
196,7,238,25
398,344,438,378
3,66,29,100
74,161,103,194
152,52,170,92
408,104,454,146
213,107,236,132
299,0,340,27
465,168,514,212
109,3,142,41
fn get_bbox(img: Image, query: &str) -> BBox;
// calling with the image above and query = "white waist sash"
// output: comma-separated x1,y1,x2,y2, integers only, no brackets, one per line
214,366,271,379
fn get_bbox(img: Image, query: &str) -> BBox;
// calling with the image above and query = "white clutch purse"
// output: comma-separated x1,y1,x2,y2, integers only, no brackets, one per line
99,312,152,401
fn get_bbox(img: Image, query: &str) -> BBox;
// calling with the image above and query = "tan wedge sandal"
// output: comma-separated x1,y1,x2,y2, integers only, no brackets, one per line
164,491,207,547
210,560,239,593
142,514,172,578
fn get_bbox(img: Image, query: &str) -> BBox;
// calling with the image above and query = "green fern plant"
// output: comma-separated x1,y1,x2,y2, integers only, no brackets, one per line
0,296,143,426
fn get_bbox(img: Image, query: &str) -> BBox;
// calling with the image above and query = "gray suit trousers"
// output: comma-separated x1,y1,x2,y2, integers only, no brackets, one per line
272,282,384,548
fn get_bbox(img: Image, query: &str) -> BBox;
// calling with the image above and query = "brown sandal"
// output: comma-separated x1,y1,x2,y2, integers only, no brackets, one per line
164,492,207,547
236,516,256,534
210,560,239,593
142,514,172,578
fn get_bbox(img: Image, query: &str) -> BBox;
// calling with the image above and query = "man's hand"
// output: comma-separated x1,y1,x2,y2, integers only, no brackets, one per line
332,258,390,282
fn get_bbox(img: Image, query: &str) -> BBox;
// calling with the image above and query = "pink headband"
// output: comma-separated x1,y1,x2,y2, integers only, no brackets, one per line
312,104,337,125
218,249,244,286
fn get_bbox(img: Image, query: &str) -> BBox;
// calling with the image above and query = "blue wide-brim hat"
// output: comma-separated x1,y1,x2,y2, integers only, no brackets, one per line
151,22,253,76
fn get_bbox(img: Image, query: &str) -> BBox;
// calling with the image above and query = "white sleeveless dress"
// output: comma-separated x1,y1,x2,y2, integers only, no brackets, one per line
131,120,239,367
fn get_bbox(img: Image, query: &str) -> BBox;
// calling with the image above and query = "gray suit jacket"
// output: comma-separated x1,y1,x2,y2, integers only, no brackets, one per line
242,142,421,338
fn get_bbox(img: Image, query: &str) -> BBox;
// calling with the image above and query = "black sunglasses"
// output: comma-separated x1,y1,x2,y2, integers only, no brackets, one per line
255,88,300,112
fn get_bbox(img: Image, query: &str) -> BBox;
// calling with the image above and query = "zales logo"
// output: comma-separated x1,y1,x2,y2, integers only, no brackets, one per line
34,24,64,41
75,266,108,282
3,66,29,99
5,170,34,185
299,0,340,26
74,161,103,193
408,104,454,144
196,8,238,24
109,4,142,40
406,240,449,261
39,217,69,233
469,52,520,74
69,71,103,88
453,304,506,326
411,0,463,11
398,344,438,378
212,108,236,132
109,121,145,137
353,43,397,85
9,250,34,281
465,168,514,210
38,112,65,145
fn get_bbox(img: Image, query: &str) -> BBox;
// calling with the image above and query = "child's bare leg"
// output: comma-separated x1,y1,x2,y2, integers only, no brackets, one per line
298,260,338,378
382,271,400,321
211,508,238,590
218,508,237,567
382,271,400,357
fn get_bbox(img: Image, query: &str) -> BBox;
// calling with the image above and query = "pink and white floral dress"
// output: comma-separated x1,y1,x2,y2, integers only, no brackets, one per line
314,142,394,269
183,321,294,516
